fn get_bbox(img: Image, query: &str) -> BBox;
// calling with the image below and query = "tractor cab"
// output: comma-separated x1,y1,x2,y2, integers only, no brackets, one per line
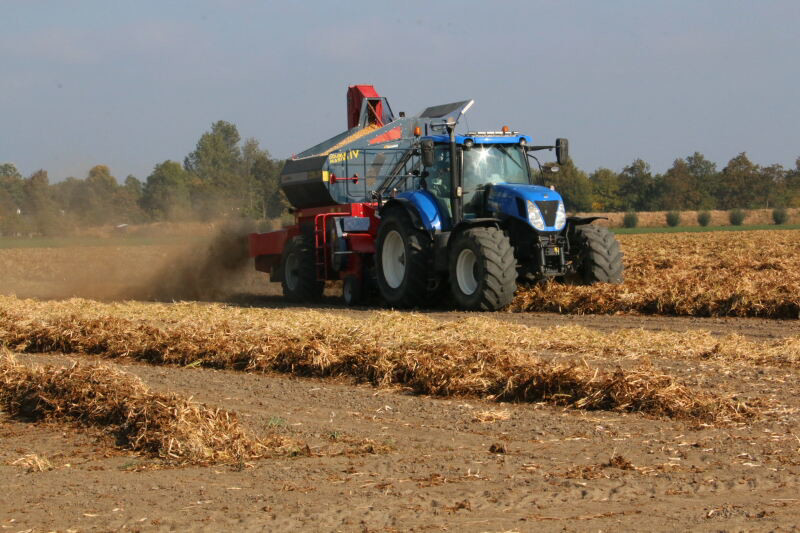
415,129,569,234
424,133,531,217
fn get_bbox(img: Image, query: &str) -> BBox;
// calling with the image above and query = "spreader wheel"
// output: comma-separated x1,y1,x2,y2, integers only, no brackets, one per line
281,235,324,302
342,275,364,306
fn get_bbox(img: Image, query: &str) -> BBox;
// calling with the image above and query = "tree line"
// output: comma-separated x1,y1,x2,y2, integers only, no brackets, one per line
0,121,285,237
543,152,800,213
2,120,800,236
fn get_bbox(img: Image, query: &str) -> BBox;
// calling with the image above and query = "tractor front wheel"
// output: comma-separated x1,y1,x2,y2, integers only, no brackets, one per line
569,225,624,284
281,235,324,302
375,209,433,308
448,226,517,311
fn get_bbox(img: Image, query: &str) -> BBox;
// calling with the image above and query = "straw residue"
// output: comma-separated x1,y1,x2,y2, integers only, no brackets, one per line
0,349,280,465
513,230,800,318
0,296,756,422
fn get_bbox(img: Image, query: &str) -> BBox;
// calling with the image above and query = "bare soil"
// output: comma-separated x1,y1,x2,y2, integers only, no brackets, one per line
3,332,800,532
2,238,800,531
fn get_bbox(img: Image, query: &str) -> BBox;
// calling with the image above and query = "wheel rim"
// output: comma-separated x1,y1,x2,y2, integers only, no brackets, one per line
382,230,406,289
456,248,478,295
285,252,300,291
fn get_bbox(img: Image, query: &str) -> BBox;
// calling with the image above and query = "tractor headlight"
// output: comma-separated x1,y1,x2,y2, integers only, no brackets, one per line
526,200,546,231
555,201,567,230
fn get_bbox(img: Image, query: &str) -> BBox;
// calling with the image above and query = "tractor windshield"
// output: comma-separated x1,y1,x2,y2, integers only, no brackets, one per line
425,143,531,217
462,144,529,191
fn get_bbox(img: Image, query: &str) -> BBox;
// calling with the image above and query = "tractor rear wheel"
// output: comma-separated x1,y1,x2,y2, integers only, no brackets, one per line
375,209,433,308
570,225,624,284
448,226,517,311
281,235,324,301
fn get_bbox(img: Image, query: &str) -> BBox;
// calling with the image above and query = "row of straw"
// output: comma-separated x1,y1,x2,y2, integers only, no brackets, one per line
0,296,757,422
0,349,284,465
513,230,800,318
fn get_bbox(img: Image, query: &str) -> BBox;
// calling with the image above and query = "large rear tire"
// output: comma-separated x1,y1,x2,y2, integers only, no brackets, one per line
281,235,324,302
375,209,433,308
448,226,517,311
570,225,624,284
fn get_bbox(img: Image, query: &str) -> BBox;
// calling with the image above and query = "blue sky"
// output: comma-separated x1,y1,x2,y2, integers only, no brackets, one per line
2,0,798,182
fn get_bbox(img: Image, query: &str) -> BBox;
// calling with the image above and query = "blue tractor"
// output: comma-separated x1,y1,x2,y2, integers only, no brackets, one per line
373,99,623,310
250,86,623,311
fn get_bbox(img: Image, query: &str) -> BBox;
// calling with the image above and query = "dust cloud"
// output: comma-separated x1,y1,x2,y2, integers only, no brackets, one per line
0,220,275,302
122,220,258,301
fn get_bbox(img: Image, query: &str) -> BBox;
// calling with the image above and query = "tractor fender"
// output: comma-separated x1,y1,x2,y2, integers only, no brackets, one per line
380,190,449,232
565,216,609,241
379,198,426,231
567,215,607,226
451,218,502,235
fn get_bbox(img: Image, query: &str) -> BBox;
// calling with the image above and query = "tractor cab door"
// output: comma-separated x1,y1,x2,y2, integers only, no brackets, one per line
426,145,453,218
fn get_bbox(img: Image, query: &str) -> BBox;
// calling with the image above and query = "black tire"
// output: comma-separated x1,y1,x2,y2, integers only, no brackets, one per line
570,225,624,284
448,226,517,311
342,275,364,306
281,235,324,302
375,209,433,308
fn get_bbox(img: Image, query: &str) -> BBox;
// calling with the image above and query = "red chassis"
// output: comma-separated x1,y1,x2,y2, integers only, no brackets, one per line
249,202,380,285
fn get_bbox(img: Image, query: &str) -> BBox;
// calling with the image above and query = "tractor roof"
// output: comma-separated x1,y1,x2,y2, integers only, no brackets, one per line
423,133,532,145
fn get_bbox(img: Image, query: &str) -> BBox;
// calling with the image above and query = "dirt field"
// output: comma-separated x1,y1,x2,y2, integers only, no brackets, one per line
2,230,800,531
2,329,800,531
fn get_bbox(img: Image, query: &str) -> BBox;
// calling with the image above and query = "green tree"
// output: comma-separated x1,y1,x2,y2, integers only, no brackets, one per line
717,153,761,209
124,175,143,199
660,155,719,210
22,170,61,235
685,152,717,209
0,163,24,211
71,165,122,226
617,159,658,211
241,138,268,217
0,163,21,178
184,120,242,179
759,163,788,208
116,175,146,223
541,158,593,212
588,167,621,211
660,158,695,211
785,157,800,207
249,148,286,219
184,120,245,216
141,161,192,220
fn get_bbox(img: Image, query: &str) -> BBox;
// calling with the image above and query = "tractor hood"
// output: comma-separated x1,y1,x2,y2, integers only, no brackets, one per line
487,183,567,232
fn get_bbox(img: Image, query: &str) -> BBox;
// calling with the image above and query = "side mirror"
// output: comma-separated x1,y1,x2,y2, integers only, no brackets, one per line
421,139,435,167
555,138,569,166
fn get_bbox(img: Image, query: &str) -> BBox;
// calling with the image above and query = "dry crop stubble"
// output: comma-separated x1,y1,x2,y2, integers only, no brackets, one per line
513,230,800,318
2,227,798,319
0,349,286,465
0,296,757,422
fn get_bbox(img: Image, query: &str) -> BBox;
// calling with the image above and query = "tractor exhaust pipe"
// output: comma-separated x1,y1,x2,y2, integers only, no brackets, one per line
448,119,462,225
